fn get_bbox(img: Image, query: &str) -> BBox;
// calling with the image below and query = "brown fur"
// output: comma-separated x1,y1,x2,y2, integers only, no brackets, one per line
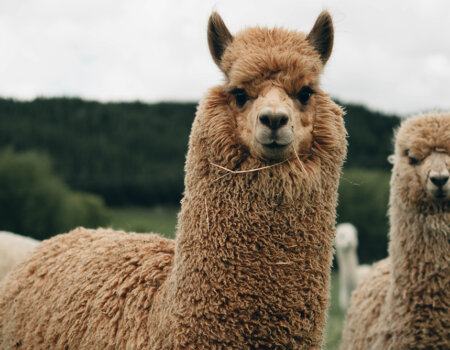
0,11,346,349
340,112,450,350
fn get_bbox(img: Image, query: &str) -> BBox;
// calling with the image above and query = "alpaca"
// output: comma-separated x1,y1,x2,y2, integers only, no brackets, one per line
0,11,347,349
340,112,450,349
334,223,371,311
0,231,39,281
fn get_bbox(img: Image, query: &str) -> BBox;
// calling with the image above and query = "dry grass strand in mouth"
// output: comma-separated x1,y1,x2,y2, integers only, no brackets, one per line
210,147,312,182
292,144,307,174
211,160,289,182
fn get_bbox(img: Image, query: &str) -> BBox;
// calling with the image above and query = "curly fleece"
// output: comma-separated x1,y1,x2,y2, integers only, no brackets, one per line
340,112,450,350
0,15,347,350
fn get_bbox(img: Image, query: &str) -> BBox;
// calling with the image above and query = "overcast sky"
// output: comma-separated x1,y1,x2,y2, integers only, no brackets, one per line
0,0,449,115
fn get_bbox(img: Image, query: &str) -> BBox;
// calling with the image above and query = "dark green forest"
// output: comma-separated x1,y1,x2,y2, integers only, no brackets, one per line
0,97,400,205
0,97,401,261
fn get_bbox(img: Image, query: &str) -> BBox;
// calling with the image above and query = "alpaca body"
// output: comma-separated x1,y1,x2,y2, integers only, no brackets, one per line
336,249,371,311
341,113,450,349
0,231,39,281
341,212,449,349
0,229,174,349
0,11,347,349
335,223,371,310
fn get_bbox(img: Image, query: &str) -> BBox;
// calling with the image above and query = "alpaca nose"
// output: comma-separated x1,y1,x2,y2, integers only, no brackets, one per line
258,110,289,130
430,174,449,188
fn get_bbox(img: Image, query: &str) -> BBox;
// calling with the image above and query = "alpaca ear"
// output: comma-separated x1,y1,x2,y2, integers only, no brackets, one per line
208,12,233,68
387,154,396,164
306,11,334,64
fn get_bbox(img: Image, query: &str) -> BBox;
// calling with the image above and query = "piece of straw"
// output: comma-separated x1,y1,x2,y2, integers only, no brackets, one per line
211,160,288,182
204,197,210,232
292,145,307,174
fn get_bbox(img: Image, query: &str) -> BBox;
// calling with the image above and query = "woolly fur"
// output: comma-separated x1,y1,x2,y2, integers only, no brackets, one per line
340,112,450,349
0,232,39,281
0,12,347,349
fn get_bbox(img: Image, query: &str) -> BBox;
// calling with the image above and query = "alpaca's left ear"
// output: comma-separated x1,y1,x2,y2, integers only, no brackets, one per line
307,11,334,64
208,12,233,69
387,154,396,165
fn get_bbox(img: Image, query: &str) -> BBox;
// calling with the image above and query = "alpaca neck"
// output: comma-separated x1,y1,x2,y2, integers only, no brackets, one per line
387,202,449,312
389,204,449,290
337,247,359,292
168,164,339,348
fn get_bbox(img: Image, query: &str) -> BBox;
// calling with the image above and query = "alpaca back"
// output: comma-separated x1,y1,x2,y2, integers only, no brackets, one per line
0,227,174,349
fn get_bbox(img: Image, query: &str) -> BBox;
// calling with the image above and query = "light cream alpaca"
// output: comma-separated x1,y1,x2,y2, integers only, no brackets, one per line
340,112,450,349
334,223,371,311
0,231,39,281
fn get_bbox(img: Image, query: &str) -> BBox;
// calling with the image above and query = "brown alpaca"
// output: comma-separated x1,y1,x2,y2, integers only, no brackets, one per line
0,11,347,349
340,113,450,349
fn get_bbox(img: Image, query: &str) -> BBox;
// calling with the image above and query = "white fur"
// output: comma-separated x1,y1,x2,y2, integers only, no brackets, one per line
0,231,39,281
335,223,371,311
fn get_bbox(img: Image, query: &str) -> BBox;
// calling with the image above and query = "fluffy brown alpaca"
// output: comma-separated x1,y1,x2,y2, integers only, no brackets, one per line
0,11,347,349
340,113,450,349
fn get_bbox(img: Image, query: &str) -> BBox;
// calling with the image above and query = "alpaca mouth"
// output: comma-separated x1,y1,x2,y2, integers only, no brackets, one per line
434,190,447,199
429,188,449,200
263,141,290,150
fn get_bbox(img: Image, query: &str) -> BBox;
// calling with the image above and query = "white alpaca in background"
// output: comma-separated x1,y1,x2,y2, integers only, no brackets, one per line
335,223,371,310
0,231,39,281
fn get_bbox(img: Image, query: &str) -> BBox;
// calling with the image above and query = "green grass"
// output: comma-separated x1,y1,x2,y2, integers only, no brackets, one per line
109,206,178,238
108,206,346,349
325,273,346,350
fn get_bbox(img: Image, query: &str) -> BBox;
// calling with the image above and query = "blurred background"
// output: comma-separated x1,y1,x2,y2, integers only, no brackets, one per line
1,1,449,348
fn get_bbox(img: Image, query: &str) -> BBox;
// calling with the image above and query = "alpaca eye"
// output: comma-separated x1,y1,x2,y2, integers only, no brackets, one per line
230,88,249,107
296,86,315,105
405,150,420,165
408,156,420,165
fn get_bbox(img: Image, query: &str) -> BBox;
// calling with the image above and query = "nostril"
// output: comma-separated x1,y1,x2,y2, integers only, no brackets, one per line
259,115,271,128
430,175,449,187
258,114,289,130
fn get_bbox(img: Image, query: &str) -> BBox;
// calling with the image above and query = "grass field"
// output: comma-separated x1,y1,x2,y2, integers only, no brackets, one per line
110,206,346,349
110,206,179,238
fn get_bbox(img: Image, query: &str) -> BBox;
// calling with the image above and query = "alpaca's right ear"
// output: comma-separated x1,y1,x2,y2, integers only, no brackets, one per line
306,11,334,64
208,12,233,69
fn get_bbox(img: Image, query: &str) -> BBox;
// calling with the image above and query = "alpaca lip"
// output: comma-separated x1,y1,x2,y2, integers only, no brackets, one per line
433,190,447,199
263,141,288,149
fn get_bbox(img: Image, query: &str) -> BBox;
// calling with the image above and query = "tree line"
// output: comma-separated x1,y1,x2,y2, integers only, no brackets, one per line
0,97,401,261
0,97,400,206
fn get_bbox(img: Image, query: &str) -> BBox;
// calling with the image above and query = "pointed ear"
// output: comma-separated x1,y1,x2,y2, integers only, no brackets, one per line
208,12,233,69
306,11,334,64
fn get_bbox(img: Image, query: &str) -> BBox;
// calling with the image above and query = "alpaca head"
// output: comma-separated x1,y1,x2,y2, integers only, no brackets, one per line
335,223,358,252
391,113,450,212
206,11,335,162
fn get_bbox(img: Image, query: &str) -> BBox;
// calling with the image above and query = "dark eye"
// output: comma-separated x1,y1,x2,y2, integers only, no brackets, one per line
405,150,420,165
296,86,315,105
230,88,249,107
408,156,419,165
